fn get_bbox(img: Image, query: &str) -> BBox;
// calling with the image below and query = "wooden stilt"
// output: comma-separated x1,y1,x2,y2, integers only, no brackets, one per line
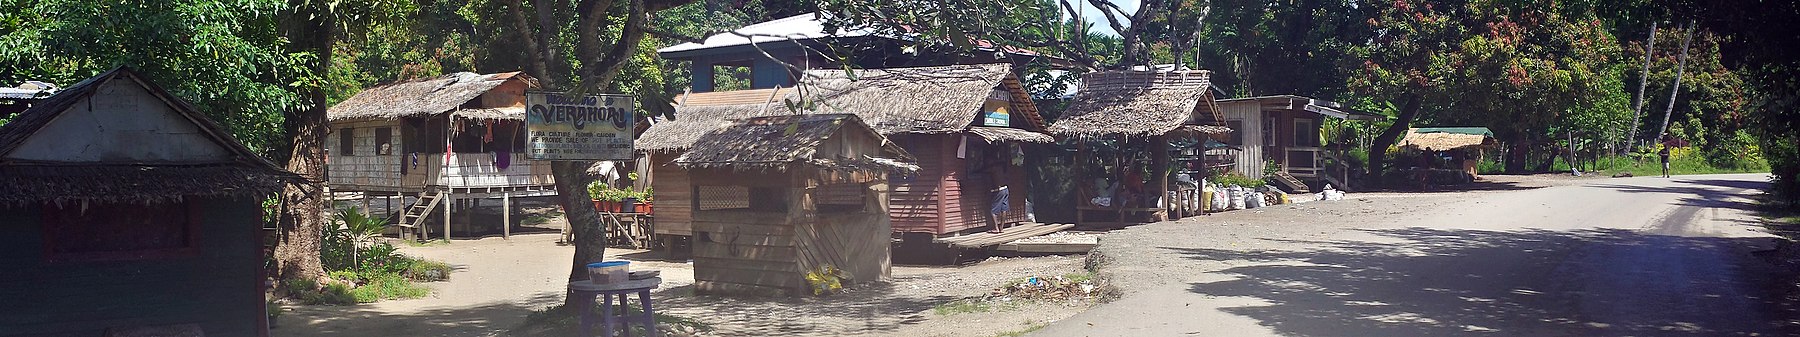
502,192,512,239
443,191,453,241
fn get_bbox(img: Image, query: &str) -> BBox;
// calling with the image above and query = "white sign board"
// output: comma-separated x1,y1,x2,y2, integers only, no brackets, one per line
524,92,635,160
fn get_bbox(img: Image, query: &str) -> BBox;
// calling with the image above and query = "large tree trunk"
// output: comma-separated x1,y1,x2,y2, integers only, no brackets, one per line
1657,22,1695,138
552,160,606,309
1366,95,1421,184
273,9,333,283
558,0,648,310
1625,21,1657,151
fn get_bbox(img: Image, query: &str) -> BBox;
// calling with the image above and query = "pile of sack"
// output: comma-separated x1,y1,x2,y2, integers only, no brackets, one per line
1202,182,1291,212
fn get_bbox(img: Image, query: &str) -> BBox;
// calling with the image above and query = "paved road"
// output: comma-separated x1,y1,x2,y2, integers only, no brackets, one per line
1035,174,1796,337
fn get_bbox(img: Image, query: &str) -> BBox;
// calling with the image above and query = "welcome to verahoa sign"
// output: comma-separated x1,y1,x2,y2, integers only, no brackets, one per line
524,92,635,161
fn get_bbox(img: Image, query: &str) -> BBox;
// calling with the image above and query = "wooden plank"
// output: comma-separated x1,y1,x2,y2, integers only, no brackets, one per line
949,223,1074,248
994,242,1096,254
693,255,803,273
692,242,799,261
695,281,791,297
691,221,793,236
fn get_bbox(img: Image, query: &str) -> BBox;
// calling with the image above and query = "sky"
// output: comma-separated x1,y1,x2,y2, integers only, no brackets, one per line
1071,0,1140,37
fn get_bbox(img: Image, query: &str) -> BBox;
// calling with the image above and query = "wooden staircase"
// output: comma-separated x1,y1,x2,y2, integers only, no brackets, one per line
1270,171,1312,193
396,189,445,240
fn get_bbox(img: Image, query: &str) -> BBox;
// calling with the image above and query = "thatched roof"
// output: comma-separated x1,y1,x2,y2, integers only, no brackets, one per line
636,87,795,151
675,114,916,173
1049,86,1211,138
0,67,301,204
328,72,535,121
799,63,1045,134
638,64,1051,151
1401,127,1496,151
968,126,1054,143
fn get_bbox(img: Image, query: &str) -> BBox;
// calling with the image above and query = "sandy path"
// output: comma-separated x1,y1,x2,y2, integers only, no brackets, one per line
1033,174,1797,336
279,231,1094,337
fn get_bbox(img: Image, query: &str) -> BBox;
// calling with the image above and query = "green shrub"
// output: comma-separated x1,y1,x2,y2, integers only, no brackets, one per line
1208,172,1264,188
406,259,453,282
348,273,430,303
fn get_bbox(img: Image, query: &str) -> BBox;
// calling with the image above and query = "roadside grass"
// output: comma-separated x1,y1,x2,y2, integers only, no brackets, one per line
992,321,1048,337
1580,155,1767,177
509,302,711,336
934,298,1002,316
1476,154,1768,177
346,273,432,303
404,239,452,247
522,210,563,226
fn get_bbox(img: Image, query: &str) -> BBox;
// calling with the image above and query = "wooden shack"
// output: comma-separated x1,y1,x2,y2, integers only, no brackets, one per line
0,67,297,337
676,114,914,296
1196,95,1383,191
1049,70,1230,227
639,64,1051,254
326,72,555,239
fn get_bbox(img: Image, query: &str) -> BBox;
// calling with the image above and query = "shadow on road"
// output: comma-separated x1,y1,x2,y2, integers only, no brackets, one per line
1589,178,1770,213
1169,227,1799,337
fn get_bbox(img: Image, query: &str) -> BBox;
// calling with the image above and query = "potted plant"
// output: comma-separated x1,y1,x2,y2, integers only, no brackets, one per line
637,187,653,214
590,183,625,213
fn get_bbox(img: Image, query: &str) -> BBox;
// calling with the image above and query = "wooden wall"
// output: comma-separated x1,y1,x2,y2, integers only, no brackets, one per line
0,198,264,337
890,134,1033,236
1219,101,1267,179
329,119,553,192
889,135,946,233
650,152,693,236
329,119,406,189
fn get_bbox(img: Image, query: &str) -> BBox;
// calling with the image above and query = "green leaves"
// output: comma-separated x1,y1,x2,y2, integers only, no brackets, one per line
1,0,305,157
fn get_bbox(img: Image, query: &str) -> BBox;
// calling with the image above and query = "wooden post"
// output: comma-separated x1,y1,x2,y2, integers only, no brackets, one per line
1075,141,1086,226
502,192,512,239
443,191,453,241
1152,135,1170,222
362,195,371,214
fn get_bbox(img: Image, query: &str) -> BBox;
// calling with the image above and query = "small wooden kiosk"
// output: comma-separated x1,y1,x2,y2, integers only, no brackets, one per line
326,72,555,239
0,67,297,337
677,114,915,296
1048,70,1229,228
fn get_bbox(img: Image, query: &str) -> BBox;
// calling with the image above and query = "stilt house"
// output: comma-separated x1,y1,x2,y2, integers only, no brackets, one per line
637,64,1052,247
677,113,914,296
326,72,554,239
0,67,297,337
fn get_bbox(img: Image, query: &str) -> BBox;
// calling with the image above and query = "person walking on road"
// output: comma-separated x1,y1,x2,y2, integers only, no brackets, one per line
1658,141,1672,178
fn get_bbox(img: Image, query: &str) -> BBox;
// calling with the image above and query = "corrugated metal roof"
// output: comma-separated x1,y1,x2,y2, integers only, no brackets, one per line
657,13,872,55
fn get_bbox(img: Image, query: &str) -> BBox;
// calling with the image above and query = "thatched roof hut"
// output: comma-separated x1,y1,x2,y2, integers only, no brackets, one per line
638,63,1049,152
1401,127,1496,151
327,71,536,121
0,67,300,204
1048,71,1227,139
675,113,915,173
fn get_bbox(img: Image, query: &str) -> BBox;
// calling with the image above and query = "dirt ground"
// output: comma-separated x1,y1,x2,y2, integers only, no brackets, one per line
277,229,1091,337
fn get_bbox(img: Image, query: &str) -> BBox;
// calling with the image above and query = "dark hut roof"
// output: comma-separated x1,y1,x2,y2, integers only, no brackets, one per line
1049,70,1238,139
800,63,1045,134
675,114,916,172
0,67,301,204
328,72,535,121
637,64,1051,151
1049,86,1211,138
